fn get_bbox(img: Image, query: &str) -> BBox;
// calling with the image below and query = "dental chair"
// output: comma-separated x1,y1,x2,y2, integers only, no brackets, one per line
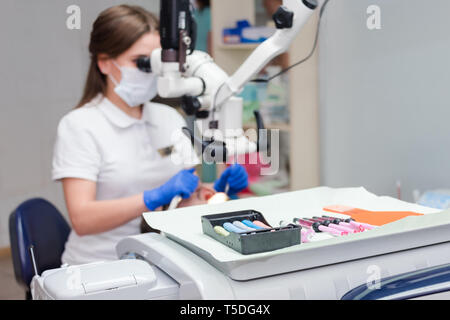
9,198,70,300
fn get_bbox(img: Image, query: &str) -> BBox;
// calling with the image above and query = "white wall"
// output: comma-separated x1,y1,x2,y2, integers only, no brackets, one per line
0,0,160,247
319,0,450,201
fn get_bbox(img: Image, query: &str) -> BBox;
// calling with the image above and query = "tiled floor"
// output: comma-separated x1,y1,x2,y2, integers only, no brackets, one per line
0,256,26,300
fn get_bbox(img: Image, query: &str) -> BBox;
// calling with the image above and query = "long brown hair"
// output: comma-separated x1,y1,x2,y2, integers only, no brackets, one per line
76,5,159,108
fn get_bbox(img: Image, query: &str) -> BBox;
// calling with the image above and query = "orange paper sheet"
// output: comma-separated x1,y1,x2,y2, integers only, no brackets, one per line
324,205,423,226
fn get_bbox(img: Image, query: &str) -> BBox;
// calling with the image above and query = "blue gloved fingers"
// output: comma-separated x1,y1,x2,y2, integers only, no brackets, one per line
229,175,248,190
228,166,248,184
143,189,163,211
228,176,248,195
230,163,245,172
214,164,248,195
229,164,243,173
228,166,248,180
179,190,191,199
179,174,199,199
173,168,197,185
214,165,240,192
213,166,233,192
234,165,248,179
214,172,227,192
185,170,199,189
223,166,234,177
173,169,199,199
214,180,224,193
227,165,248,195
187,167,196,174
228,172,247,184
143,168,199,211
214,180,225,193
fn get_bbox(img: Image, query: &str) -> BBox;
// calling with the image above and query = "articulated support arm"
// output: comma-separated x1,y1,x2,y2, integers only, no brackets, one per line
214,0,318,109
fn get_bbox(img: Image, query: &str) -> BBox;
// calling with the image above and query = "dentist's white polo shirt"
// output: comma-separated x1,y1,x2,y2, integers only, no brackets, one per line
52,94,199,265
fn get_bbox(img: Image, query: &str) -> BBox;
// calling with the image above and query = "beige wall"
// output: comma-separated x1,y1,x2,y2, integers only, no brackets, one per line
288,12,320,190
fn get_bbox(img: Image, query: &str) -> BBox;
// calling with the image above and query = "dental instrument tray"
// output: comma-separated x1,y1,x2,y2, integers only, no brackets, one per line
201,210,301,255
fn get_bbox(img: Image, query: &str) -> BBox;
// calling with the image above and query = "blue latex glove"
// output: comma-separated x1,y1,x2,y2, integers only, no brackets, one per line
143,168,199,211
214,164,249,196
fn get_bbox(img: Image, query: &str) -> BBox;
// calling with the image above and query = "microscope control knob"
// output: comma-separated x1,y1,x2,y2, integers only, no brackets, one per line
181,95,201,116
273,6,294,29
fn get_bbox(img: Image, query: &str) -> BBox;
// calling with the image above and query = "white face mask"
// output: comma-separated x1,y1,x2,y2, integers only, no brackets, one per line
109,61,158,107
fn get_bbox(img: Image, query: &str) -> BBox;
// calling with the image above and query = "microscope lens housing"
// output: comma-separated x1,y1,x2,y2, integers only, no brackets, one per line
160,0,195,62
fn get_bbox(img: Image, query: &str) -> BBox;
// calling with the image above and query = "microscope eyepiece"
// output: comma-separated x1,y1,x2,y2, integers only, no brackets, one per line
137,56,152,73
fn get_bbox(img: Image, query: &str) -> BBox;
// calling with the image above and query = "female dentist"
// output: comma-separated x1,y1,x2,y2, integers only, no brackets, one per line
52,5,248,266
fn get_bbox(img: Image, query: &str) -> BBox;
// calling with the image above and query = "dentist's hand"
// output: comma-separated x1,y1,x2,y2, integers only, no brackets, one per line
143,168,199,211
214,164,249,196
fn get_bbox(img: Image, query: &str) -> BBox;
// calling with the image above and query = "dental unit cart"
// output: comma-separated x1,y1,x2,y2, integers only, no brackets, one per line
31,187,450,300
29,0,450,300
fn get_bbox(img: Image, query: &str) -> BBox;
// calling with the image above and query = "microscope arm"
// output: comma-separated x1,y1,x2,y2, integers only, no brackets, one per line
214,0,318,109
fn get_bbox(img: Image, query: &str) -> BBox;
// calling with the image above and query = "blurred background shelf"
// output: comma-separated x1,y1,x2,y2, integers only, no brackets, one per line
218,43,260,50
243,122,291,132
211,0,320,192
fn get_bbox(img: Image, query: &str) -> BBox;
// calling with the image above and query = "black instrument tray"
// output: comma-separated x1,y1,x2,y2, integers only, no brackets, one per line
201,210,301,255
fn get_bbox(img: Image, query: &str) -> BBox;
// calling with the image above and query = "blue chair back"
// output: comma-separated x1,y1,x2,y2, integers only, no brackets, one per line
9,198,71,292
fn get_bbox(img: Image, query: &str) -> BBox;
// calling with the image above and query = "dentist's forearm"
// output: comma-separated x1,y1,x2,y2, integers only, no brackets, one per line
69,194,149,236
62,178,151,236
